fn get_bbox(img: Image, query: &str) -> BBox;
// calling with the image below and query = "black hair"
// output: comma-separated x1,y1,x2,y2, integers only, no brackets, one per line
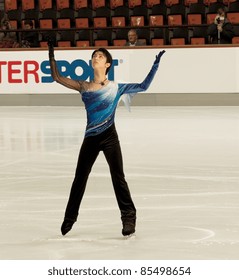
217,7,226,15
24,19,34,27
91,48,112,75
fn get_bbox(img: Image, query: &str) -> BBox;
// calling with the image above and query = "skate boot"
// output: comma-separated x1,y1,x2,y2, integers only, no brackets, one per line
61,218,75,236
122,219,136,236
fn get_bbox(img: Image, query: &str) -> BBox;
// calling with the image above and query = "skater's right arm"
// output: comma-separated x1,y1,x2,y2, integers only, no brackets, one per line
48,39,82,91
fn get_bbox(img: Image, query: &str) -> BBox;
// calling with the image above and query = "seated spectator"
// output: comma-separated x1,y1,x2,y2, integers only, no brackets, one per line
207,7,234,44
20,19,39,48
0,15,19,48
124,29,146,46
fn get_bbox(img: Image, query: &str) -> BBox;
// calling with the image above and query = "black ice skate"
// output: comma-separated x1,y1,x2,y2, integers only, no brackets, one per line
61,219,75,236
122,219,136,237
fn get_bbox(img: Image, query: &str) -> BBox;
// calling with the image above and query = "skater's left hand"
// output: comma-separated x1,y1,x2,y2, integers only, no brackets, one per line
154,50,166,65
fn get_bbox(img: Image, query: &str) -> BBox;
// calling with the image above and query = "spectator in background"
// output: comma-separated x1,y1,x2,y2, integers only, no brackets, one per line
207,7,234,44
20,19,39,48
125,29,146,46
0,15,19,48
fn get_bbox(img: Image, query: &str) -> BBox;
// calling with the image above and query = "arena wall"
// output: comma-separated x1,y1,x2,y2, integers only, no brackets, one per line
0,46,238,105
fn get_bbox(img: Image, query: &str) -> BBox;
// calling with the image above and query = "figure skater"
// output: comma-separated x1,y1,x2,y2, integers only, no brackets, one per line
48,40,165,236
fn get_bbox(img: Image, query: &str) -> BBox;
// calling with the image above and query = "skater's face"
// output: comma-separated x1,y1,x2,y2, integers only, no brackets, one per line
91,51,111,74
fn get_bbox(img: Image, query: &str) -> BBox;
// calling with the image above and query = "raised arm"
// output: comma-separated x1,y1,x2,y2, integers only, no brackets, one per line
48,39,82,91
119,50,166,95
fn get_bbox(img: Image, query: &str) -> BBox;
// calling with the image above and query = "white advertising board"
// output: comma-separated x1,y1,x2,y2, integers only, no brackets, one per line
0,47,238,94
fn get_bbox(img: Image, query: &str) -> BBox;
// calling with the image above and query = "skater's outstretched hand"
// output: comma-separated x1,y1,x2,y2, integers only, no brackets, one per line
153,50,166,65
47,37,55,59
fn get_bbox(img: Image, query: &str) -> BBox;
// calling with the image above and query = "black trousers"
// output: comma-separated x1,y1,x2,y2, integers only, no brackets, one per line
64,124,136,223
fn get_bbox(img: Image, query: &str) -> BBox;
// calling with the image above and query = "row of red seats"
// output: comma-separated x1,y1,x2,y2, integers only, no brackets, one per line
4,0,239,28
6,10,239,31
3,0,239,47
4,0,239,12
10,25,239,47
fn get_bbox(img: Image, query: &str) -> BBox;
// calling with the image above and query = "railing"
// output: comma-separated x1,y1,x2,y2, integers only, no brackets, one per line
0,23,223,47
0,24,239,47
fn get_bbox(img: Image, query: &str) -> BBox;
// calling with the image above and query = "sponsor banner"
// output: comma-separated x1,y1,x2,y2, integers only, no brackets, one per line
0,47,237,94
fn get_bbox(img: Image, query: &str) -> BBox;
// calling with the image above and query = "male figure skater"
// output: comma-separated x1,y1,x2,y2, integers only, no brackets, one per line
48,41,165,236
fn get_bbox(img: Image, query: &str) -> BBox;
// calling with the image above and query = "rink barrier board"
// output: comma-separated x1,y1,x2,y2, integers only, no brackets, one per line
0,45,239,105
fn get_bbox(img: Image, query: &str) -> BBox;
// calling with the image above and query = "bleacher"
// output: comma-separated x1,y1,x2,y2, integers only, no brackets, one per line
1,0,239,47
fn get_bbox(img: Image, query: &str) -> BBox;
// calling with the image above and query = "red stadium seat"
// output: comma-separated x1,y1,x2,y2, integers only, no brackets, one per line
39,18,53,29
92,0,105,10
146,0,160,8
149,15,164,26
76,40,90,47
21,0,35,11
114,6,130,25
110,0,124,9
113,39,127,46
39,0,53,11
57,19,74,46
130,15,145,26
74,0,88,10
190,37,205,44
206,13,216,24
93,17,107,27
151,38,164,45
187,14,202,25
56,0,70,10
75,18,89,28
94,40,109,46
112,16,126,27
171,27,188,44
57,18,71,29
184,0,199,6
171,38,186,45
168,14,182,25
223,0,237,6
232,37,239,44
94,29,111,45
57,30,75,46
4,0,17,11
152,28,166,44
40,41,48,47
203,0,217,6
9,20,18,29
5,9,22,26
191,26,207,43
76,30,92,44
128,0,142,8
57,41,71,47
165,0,179,7
227,12,239,24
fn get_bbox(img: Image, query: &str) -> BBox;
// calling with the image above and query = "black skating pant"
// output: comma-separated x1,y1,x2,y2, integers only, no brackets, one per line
64,124,136,223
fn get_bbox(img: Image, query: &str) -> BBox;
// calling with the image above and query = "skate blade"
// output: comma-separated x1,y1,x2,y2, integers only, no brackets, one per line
123,233,136,239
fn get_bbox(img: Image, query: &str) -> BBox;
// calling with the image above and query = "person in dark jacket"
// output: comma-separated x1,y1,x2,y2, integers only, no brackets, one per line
124,29,146,46
207,7,234,44
0,14,19,48
21,19,39,47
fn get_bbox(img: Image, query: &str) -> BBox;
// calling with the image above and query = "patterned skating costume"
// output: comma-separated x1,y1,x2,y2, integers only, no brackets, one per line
49,48,165,236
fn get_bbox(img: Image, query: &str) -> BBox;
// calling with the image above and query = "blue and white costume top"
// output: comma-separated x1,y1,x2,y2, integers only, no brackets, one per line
50,57,161,137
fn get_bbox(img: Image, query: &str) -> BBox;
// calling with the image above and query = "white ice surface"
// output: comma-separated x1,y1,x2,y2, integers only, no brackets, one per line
0,106,239,260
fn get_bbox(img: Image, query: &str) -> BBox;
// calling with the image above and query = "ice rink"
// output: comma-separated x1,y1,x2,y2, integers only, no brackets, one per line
0,106,239,260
